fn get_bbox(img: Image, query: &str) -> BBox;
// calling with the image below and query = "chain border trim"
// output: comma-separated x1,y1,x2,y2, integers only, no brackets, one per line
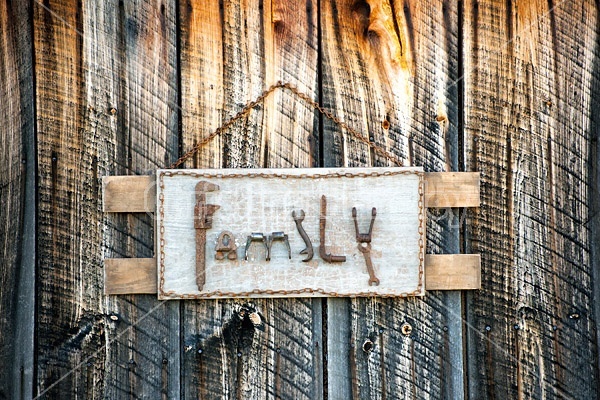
157,169,425,299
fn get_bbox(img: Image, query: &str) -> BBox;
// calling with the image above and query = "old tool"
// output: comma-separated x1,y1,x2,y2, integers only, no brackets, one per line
292,210,314,262
194,181,220,290
352,207,379,286
215,231,237,260
266,232,291,261
319,195,346,262
244,233,269,260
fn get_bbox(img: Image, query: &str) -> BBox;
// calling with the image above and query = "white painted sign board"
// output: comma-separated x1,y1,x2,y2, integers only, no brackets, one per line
156,167,425,299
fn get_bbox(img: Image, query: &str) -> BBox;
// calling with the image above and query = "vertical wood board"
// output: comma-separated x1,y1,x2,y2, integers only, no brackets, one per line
0,1,35,398
178,0,323,398
34,0,181,398
463,1,599,399
320,1,467,399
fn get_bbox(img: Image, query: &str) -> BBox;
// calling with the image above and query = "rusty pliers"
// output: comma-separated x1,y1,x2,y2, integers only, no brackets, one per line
352,207,379,286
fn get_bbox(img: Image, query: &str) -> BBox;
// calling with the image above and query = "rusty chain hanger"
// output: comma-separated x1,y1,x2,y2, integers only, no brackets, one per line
168,81,405,169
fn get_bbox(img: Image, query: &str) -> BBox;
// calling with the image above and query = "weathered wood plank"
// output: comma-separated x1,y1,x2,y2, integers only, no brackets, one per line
463,1,599,398
97,2,181,399
104,258,157,295
179,0,322,398
0,1,35,399
104,254,481,295
425,255,480,290
35,1,98,396
321,1,465,398
35,0,180,398
102,175,154,213
425,172,480,208
591,15,600,400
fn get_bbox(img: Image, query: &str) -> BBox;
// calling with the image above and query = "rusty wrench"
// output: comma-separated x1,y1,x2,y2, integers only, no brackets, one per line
319,196,346,262
292,210,313,262
352,207,379,286
194,181,220,291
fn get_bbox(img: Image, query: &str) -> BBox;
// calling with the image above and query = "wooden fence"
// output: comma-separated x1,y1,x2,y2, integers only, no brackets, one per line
1,0,599,398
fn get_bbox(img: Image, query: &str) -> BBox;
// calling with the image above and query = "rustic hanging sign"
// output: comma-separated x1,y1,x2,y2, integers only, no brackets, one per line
102,168,481,298
157,167,425,299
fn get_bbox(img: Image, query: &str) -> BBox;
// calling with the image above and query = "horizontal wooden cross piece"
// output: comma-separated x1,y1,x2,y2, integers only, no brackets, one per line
103,170,481,297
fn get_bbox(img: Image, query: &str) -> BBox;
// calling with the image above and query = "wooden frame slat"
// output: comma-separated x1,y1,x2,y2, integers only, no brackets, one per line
102,172,480,213
424,254,481,290
104,254,481,295
104,258,157,294
424,172,480,208
102,175,155,213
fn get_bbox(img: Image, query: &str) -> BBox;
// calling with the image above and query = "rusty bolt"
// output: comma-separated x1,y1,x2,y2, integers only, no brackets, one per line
401,322,412,336
362,339,374,353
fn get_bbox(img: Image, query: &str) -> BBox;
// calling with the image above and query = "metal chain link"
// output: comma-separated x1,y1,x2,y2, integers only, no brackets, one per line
168,81,405,169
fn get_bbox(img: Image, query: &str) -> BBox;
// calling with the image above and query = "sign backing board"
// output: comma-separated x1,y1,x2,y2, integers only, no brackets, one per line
157,167,425,299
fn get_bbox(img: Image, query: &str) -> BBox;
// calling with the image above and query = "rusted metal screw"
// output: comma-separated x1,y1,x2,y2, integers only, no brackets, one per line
401,323,412,336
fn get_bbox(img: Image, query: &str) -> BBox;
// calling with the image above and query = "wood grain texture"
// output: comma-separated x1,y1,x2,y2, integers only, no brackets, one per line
321,1,465,398
104,258,157,295
463,1,599,398
0,1,35,398
425,255,481,290
179,0,322,398
425,172,480,208
102,175,155,212
591,7,600,400
35,0,180,398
